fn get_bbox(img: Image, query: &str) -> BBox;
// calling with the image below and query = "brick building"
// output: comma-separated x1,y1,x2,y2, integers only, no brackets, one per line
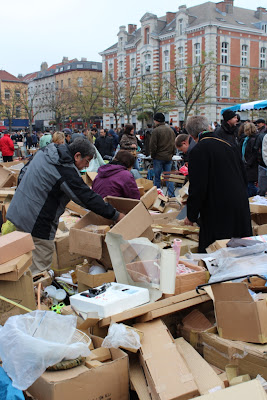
100,0,267,129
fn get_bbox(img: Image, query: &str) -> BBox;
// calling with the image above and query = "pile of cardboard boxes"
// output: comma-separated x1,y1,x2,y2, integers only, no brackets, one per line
1,165,267,400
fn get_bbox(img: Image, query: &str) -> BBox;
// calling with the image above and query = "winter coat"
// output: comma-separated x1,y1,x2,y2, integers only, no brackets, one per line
6,143,118,240
254,130,267,167
216,121,238,146
187,132,252,252
0,134,14,156
261,134,267,168
95,135,113,158
39,134,52,148
108,129,119,150
150,123,176,161
92,163,140,200
120,133,138,151
239,134,258,182
144,128,152,156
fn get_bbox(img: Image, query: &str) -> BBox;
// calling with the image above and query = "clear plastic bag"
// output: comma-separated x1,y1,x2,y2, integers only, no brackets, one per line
0,311,91,390
101,323,141,351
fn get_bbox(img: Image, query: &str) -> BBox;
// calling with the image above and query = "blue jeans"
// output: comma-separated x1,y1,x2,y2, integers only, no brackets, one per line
153,159,175,197
247,182,258,197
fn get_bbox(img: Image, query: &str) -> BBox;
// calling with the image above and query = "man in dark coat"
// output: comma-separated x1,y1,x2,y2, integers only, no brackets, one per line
184,116,252,252
95,129,113,158
217,110,238,145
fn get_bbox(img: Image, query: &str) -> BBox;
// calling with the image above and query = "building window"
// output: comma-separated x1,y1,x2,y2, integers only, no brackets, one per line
179,19,183,35
4,89,10,99
164,50,170,71
262,24,267,34
61,80,63,89
119,61,124,78
178,46,184,67
241,45,248,67
56,81,59,89
68,78,71,88
178,77,184,95
60,67,64,72
194,43,201,64
221,75,228,97
144,53,151,72
77,64,83,68
15,90,20,99
119,37,123,51
260,47,266,68
92,78,97,87
131,58,136,76
16,106,21,118
145,28,150,44
240,77,249,98
221,42,229,64
77,77,83,87
163,80,170,99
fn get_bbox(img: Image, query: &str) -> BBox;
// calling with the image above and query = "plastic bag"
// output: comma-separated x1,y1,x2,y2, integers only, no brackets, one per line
1,220,16,235
0,311,91,390
101,323,141,351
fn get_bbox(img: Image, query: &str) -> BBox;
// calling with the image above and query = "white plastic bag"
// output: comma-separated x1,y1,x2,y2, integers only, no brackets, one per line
102,323,141,351
0,311,91,390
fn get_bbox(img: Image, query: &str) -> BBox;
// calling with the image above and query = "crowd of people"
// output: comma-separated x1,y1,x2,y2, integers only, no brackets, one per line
1,111,267,260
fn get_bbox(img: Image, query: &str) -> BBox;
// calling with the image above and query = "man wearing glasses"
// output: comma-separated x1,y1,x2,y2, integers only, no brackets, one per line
6,137,124,274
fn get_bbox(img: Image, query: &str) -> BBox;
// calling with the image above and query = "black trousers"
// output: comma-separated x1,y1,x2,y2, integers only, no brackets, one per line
3,156,13,162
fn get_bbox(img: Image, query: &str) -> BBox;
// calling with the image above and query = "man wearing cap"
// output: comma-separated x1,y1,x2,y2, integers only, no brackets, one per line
150,113,176,197
254,119,267,196
63,128,72,145
217,110,238,145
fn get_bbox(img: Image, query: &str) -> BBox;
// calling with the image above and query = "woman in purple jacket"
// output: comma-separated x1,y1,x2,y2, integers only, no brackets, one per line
92,150,140,199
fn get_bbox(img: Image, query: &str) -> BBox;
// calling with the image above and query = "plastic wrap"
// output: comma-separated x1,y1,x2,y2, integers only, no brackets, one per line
0,311,90,390
102,323,141,350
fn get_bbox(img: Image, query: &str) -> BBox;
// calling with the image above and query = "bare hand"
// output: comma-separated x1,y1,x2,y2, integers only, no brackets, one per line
116,212,125,223
184,217,193,226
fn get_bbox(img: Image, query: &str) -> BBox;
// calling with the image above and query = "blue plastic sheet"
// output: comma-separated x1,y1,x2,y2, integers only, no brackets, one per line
0,367,24,400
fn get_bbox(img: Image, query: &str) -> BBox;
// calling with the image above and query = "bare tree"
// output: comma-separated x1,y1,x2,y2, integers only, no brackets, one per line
18,85,45,134
169,52,215,122
43,88,73,130
103,79,122,129
0,85,21,132
117,76,141,123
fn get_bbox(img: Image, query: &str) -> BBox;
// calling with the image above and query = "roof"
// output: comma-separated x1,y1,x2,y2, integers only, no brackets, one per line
47,59,77,70
20,72,38,83
0,70,20,82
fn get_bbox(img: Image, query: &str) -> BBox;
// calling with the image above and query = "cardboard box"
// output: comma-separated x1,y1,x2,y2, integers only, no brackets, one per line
69,197,153,261
0,251,32,281
0,270,36,325
206,239,229,253
0,188,15,202
173,261,207,295
66,201,88,217
0,231,35,264
202,332,267,380
134,319,199,400
193,379,267,400
141,186,158,209
151,194,168,213
212,282,267,343
0,165,16,188
251,213,267,225
249,198,267,214
77,262,115,290
32,270,53,287
136,178,153,192
28,335,129,400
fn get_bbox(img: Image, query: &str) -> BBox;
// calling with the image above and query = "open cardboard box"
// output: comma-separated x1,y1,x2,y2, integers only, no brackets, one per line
173,260,207,295
249,197,267,214
0,251,32,281
212,282,267,343
0,164,17,188
28,335,129,400
0,231,35,264
77,260,115,292
69,196,153,263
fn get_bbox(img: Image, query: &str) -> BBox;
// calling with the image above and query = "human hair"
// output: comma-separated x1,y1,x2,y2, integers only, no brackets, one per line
238,123,245,137
185,116,210,138
69,136,96,159
124,124,134,135
175,134,189,148
45,127,50,133
244,122,256,137
82,128,88,134
147,123,152,128
52,131,65,144
114,150,135,168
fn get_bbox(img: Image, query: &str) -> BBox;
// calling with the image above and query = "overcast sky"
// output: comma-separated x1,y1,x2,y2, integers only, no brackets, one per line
0,0,262,77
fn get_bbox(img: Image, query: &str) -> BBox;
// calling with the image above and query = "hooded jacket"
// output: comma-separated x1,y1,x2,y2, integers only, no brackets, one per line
0,134,14,156
92,163,140,200
6,143,118,240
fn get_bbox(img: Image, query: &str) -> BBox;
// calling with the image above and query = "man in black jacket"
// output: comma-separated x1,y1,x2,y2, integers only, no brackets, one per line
95,129,113,158
184,116,252,252
7,137,124,274
217,110,238,145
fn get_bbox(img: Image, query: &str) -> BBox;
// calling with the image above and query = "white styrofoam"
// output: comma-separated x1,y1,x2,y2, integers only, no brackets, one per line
70,282,149,318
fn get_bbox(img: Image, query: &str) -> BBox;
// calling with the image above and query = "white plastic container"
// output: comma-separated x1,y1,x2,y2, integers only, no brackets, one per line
70,283,149,318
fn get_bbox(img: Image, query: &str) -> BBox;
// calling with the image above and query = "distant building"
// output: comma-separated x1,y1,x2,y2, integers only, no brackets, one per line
100,0,267,128
0,70,28,132
28,57,102,130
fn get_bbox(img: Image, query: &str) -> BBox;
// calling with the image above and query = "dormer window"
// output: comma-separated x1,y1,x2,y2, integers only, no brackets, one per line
145,28,150,44
119,37,123,51
179,19,183,35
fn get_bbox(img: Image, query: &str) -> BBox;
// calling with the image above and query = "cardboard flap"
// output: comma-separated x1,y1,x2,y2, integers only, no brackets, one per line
141,186,158,209
104,196,140,214
212,283,253,302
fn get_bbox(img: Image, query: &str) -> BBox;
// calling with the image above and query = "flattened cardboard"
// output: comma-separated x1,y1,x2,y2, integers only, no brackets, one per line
0,165,16,188
69,197,153,260
134,319,199,400
66,201,88,216
28,335,129,400
193,379,267,400
206,240,229,253
0,231,35,264
212,282,267,343
0,270,36,325
141,186,158,209
0,251,32,281
175,338,224,395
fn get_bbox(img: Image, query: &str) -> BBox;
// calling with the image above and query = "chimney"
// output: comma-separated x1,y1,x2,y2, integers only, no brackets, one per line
40,62,48,71
179,5,187,11
128,24,137,34
17,74,23,79
166,12,176,24
216,0,233,13
255,6,266,19
119,25,126,32
81,57,87,62
62,56,69,64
